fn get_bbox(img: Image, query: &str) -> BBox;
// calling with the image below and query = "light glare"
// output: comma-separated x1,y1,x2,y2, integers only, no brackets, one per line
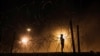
21,37,29,45
27,28,31,32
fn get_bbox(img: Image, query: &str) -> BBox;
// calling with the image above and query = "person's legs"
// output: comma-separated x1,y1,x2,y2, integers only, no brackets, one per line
61,44,64,52
61,47,63,52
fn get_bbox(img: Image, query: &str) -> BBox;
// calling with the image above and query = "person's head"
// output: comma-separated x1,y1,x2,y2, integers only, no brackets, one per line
60,34,63,38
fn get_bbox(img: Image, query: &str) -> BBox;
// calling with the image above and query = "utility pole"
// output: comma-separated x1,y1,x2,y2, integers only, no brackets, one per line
69,20,76,53
77,25,80,53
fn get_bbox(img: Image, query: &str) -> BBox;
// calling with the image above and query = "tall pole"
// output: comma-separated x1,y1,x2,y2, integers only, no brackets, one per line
77,25,80,53
69,20,76,53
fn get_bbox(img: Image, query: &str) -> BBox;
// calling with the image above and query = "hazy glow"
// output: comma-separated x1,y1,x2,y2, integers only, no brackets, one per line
27,28,31,32
21,36,29,45
13,35,34,53
51,28,72,52
56,32,67,39
53,28,69,42
13,28,72,53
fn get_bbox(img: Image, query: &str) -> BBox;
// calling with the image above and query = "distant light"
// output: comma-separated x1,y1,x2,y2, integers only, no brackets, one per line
21,36,29,45
27,28,31,32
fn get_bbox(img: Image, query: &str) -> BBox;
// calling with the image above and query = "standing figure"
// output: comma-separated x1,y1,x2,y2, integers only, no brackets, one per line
60,34,64,52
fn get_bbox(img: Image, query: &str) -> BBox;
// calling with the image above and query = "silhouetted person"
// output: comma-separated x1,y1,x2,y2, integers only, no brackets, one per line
60,34,64,52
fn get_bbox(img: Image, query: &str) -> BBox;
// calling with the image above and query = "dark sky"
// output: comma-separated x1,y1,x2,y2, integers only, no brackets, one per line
0,0,95,12
0,0,100,52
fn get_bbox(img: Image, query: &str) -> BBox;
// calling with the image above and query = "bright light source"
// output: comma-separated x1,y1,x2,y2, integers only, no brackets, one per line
52,28,70,44
55,30,67,40
58,34,66,40
27,28,31,32
21,36,29,45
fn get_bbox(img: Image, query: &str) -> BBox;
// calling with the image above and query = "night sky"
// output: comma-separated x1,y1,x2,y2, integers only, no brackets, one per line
0,0,100,53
